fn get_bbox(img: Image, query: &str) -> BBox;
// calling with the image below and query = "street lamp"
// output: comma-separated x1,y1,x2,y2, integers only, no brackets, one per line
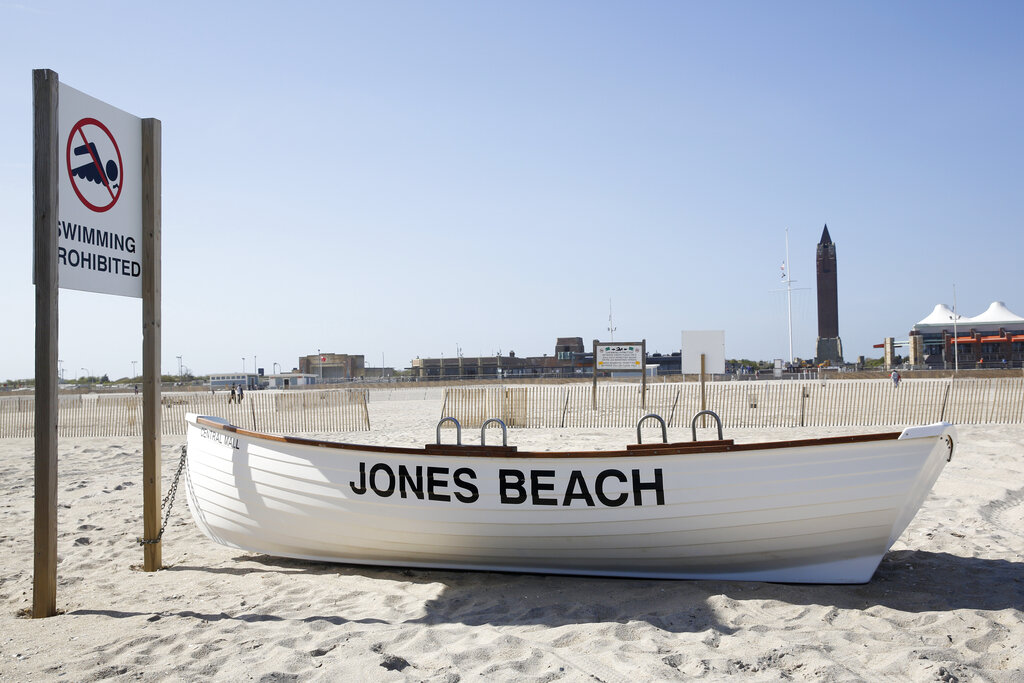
951,284,959,373
80,368,90,382
131,360,137,379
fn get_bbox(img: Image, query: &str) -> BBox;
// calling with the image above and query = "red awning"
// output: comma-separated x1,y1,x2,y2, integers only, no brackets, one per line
950,337,979,343
980,335,1008,343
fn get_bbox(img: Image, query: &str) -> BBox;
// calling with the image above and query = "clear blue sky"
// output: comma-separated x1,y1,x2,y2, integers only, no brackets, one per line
2,2,1022,381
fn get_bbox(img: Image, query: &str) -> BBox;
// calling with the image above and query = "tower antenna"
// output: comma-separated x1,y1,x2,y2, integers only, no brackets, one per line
607,299,617,341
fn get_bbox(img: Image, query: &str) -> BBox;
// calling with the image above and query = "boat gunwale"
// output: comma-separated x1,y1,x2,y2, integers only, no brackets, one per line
192,415,904,459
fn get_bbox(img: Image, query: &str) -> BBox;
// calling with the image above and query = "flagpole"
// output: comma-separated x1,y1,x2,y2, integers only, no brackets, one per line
785,229,794,364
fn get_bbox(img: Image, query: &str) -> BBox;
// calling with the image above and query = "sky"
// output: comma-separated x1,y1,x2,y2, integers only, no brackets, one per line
2,1,1022,381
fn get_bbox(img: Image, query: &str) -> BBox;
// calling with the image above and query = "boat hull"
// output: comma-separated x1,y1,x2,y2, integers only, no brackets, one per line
183,415,954,583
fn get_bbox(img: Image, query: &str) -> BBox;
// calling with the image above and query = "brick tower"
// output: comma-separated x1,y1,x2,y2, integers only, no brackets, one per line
815,224,844,364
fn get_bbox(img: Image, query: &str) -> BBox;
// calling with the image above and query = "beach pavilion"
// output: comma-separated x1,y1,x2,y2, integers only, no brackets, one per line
910,301,1024,368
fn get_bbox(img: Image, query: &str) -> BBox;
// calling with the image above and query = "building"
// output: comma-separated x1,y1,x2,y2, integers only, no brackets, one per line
910,301,1024,368
815,225,844,365
411,338,589,379
409,337,682,379
265,372,318,388
209,372,261,390
410,351,530,379
298,353,365,381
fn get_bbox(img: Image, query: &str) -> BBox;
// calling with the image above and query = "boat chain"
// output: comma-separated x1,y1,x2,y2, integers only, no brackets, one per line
136,444,188,546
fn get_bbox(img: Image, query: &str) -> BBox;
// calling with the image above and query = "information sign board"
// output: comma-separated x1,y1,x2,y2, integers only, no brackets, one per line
57,83,142,297
596,343,644,371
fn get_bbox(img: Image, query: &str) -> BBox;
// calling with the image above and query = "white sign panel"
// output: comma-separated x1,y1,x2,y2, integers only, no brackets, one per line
681,330,726,374
58,83,142,298
596,343,643,371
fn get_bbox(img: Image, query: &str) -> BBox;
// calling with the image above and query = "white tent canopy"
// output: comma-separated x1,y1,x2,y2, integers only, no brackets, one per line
914,301,1024,329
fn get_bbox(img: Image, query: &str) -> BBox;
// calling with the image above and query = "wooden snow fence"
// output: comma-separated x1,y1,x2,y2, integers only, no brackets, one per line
441,377,1024,430
0,389,370,438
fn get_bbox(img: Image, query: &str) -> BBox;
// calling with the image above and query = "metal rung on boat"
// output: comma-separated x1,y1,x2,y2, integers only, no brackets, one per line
691,410,723,441
636,414,668,444
480,418,508,447
436,417,462,445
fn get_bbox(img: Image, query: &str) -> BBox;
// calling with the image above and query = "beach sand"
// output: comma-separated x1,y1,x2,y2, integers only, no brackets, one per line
1,391,1022,681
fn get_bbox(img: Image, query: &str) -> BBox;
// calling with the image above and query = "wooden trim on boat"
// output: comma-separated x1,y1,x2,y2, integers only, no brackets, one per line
626,439,735,451
194,416,903,459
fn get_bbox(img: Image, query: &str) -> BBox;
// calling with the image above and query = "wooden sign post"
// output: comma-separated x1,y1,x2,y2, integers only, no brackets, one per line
32,69,59,619
32,69,162,616
141,118,162,572
592,340,646,410
681,331,726,432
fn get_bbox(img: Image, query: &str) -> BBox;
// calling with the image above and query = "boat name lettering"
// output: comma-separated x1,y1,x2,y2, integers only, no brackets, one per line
498,468,664,507
199,427,239,449
348,462,664,507
349,462,480,503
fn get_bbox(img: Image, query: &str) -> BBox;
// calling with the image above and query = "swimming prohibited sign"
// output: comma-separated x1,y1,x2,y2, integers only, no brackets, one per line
58,83,142,298
66,117,124,213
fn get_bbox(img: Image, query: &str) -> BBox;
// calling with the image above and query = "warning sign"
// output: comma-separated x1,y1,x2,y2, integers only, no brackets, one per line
66,117,124,213
58,83,142,298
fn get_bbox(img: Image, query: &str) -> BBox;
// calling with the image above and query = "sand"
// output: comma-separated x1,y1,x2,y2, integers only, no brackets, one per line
1,390,1022,681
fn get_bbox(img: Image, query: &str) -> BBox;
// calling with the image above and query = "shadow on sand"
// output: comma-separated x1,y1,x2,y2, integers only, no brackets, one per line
67,549,1018,635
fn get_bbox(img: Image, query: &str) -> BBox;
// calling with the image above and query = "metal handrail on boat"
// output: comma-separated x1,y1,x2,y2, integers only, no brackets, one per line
636,414,668,444
436,417,462,445
691,410,723,441
480,418,509,447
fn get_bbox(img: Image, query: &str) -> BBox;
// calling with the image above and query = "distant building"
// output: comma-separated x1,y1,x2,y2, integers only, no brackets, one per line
555,337,585,359
265,372,318,388
910,301,1024,368
209,372,261,390
815,225,844,365
410,350,530,379
409,337,681,378
298,353,365,381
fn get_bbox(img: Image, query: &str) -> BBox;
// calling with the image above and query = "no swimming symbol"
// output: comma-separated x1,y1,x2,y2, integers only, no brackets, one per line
66,117,123,213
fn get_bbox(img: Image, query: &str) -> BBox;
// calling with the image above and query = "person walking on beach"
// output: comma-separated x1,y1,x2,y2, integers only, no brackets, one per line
891,370,901,388
229,385,236,404
238,384,244,402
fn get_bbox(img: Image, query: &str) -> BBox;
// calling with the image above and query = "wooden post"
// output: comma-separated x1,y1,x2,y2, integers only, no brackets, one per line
641,339,647,410
32,68,59,618
142,118,162,571
699,353,707,427
592,339,598,410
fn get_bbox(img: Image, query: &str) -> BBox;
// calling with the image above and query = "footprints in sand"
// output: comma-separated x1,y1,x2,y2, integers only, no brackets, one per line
979,486,1024,537
371,642,411,671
